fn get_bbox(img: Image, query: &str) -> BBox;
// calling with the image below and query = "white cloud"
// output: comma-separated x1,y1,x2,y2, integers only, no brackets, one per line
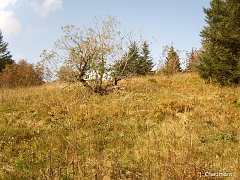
31,0,63,17
0,0,17,10
0,0,22,36
26,25,47,37
0,10,22,36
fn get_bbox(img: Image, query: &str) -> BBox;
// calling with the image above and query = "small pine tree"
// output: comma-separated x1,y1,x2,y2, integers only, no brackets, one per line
114,41,154,78
124,41,140,76
0,30,14,73
113,41,139,78
137,41,154,75
198,0,240,85
162,46,181,76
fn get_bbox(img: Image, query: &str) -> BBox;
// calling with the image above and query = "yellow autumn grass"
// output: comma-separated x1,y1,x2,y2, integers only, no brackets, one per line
0,73,239,179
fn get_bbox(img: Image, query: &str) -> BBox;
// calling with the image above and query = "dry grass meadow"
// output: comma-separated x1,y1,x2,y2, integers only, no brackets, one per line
0,73,239,179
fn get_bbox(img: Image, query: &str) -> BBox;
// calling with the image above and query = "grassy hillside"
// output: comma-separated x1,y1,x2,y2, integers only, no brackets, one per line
0,73,239,179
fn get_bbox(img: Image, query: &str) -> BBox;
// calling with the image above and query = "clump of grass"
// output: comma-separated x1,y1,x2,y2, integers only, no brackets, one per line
148,78,157,83
0,73,239,179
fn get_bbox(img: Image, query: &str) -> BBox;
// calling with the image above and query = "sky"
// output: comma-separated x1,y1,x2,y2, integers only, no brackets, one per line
0,0,211,69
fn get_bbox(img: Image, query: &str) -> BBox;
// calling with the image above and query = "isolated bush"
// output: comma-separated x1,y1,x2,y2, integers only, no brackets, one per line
0,60,43,88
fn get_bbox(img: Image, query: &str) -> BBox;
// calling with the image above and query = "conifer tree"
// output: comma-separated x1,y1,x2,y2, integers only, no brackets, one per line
114,41,154,78
113,41,139,78
198,0,240,85
162,46,181,76
137,41,154,75
0,30,14,73
124,41,140,76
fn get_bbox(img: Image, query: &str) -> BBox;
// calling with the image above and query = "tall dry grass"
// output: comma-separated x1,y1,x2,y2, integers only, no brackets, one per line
0,73,239,179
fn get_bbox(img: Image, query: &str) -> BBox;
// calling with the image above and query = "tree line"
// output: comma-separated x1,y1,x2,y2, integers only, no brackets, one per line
1,0,239,90
0,31,43,88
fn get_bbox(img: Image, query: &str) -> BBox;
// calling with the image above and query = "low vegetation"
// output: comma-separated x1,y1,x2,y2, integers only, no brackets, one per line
0,73,239,179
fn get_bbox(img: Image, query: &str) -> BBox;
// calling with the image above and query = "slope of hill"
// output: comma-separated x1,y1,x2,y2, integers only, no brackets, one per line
0,73,239,179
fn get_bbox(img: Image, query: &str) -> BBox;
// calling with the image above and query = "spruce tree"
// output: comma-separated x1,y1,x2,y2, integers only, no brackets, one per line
137,41,154,75
125,41,139,75
113,41,154,79
0,30,14,73
114,41,139,78
198,0,240,85
162,46,181,76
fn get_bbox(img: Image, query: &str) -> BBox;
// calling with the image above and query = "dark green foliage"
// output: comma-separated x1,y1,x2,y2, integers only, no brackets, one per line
114,41,154,79
162,46,181,76
0,30,14,73
118,41,140,77
198,0,240,85
137,41,154,75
